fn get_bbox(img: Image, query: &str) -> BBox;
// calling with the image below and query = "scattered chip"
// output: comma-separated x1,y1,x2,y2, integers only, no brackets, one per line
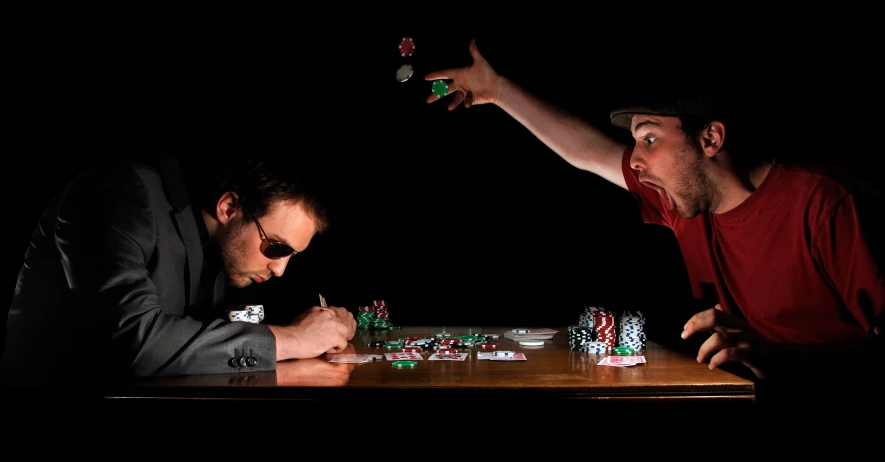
519,340,545,347
392,360,417,369
612,346,636,355
396,63,414,83
431,80,448,97
398,37,415,57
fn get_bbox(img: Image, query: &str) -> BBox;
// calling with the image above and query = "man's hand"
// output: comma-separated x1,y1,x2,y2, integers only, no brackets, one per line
425,39,501,110
269,305,357,361
682,304,774,379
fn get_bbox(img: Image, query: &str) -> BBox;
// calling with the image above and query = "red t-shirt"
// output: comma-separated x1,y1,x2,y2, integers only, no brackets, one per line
621,147,884,345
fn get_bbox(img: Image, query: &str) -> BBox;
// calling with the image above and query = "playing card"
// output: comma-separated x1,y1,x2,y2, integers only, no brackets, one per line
502,328,558,341
597,355,646,367
477,352,527,361
385,352,423,361
328,354,372,364
428,353,470,361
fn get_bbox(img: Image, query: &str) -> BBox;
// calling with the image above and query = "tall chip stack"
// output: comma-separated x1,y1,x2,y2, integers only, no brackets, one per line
569,306,612,354
617,311,646,351
356,300,399,330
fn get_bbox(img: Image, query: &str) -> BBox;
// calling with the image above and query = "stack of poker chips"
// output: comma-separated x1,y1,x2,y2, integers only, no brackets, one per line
569,306,616,354
590,307,616,350
225,305,264,324
616,311,646,351
356,300,399,330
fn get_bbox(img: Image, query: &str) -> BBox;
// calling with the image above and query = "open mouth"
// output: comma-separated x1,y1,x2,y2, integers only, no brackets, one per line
639,179,676,211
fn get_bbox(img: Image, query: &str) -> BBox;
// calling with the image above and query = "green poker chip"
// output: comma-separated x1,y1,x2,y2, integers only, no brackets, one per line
612,346,636,355
392,360,417,369
431,80,448,97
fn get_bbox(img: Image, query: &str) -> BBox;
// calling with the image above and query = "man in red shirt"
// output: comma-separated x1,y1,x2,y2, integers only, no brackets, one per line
426,39,884,411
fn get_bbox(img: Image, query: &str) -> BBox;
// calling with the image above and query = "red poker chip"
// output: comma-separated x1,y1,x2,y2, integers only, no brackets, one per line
398,37,415,57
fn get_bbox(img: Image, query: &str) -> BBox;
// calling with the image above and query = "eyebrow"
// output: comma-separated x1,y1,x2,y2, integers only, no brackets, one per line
633,119,661,133
257,219,295,249
267,231,294,249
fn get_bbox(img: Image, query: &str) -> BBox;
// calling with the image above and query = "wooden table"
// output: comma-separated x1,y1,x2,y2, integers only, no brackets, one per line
105,326,756,419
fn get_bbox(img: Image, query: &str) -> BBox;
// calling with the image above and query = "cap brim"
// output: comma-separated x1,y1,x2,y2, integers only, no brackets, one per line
609,111,636,130
609,100,721,131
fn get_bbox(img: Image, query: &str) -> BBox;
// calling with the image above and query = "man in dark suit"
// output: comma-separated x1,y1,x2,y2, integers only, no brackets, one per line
2,150,356,389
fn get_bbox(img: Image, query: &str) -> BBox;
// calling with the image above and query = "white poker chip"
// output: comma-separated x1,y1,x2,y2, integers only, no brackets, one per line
396,64,414,83
519,340,545,347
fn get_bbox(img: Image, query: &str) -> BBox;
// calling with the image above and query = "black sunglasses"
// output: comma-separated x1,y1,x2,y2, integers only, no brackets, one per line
253,216,298,260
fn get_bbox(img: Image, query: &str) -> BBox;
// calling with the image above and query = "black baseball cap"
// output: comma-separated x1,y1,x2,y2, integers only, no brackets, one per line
609,77,736,131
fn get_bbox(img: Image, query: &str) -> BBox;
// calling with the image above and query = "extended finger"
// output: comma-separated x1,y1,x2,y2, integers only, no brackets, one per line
424,71,452,81
708,346,765,379
696,331,734,363
448,91,465,111
683,307,749,339
682,309,717,339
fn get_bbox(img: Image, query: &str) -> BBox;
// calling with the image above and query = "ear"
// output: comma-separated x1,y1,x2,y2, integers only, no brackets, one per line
215,191,241,225
701,121,726,158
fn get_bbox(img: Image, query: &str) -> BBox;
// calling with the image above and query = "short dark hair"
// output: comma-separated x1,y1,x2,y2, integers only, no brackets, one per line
188,140,332,233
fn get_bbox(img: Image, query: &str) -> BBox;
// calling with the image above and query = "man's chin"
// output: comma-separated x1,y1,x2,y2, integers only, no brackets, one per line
228,277,253,289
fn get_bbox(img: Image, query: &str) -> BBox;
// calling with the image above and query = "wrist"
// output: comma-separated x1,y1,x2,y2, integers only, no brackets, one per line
267,325,292,361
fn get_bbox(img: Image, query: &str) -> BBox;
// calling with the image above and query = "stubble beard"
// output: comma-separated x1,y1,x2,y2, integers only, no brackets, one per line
673,140,716,219
216,219,253,289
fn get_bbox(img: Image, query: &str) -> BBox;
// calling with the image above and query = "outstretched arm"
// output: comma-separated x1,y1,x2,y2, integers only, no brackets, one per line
426,39,629,190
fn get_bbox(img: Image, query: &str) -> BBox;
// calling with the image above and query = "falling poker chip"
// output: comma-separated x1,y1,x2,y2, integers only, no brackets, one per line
396,63,414,83
431,80,448,98
398,37,415,57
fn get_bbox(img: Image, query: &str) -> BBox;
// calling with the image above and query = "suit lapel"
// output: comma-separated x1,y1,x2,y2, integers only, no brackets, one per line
157,155,204,307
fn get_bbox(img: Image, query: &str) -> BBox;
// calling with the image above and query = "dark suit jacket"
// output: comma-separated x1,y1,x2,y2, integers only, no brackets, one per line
2,155,275,387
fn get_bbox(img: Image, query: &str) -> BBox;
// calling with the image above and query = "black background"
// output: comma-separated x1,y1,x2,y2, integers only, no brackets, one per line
6,17,878,345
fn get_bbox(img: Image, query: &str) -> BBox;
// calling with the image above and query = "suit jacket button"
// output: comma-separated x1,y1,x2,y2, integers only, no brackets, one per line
228,358,240,368
238,357,248,367
245,357,258,367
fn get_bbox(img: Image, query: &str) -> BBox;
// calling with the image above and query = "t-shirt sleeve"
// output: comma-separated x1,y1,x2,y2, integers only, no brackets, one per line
621,146,671,227
813,192,885,337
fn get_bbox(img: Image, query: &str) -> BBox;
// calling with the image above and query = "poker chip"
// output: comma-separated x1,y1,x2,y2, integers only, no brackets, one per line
396,64,414,83
518,340,545,347
431,80,448,98
392,360,417,369
226,305,264,324
612,346,635,355
398,37,415,57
